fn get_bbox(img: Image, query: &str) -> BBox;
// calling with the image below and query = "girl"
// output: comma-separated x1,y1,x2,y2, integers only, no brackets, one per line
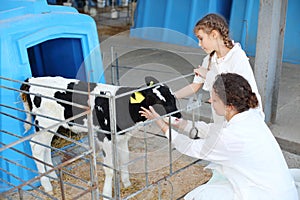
175,13,264,121
140,73,298,200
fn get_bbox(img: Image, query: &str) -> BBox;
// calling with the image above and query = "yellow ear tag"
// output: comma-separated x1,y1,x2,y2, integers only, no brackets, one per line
149,81,154,86
130,91,145,104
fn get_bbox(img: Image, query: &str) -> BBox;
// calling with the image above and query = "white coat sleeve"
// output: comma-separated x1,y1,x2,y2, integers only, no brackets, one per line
165,125,243,163
164,128,206,159
182,120,211,138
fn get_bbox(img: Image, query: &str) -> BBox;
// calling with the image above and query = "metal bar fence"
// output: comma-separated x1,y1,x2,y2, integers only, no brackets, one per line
0,46,208,199
0,77,100,199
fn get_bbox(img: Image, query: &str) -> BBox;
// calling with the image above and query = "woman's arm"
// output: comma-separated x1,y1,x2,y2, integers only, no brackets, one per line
139,106,207,159
139,106,169,133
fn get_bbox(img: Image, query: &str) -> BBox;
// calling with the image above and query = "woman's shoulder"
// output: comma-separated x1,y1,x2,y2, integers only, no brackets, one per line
225,109,265,132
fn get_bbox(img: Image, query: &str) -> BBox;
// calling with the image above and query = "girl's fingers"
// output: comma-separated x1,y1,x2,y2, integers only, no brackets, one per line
194,68,201,76
194,67,208,78
195,65,202,74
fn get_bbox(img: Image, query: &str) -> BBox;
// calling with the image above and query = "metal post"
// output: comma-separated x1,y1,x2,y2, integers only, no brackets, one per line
87,109,100,199
59,169,66,200
87,78,100,199
143,126,149,186
168,117,173,175
115,52,120,86
254,0,288,123
109,95,121,199
111,46,115,85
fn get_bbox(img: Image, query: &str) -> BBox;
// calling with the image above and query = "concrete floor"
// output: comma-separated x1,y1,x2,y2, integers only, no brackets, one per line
92,7,300,167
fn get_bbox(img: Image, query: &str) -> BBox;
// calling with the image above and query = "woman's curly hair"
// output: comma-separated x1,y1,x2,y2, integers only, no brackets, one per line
213,73,258,113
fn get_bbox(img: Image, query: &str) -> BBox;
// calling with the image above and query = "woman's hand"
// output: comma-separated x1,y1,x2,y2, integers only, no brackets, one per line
139,106,160,120
139,106,169,133
194,66,208,79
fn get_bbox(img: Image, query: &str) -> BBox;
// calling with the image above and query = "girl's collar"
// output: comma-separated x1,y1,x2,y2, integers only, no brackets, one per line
211,42,241,64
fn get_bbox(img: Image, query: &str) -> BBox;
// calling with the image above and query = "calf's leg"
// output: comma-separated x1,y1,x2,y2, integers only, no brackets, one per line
102,139,114,199
30,117,58,193
118,135,131,188
30,131,55,193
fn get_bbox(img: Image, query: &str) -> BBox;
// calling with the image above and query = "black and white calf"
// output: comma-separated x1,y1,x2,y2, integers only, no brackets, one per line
20,76,181,198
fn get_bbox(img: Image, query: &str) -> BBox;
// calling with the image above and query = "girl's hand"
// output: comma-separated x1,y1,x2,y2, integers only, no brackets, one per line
194,66,208,78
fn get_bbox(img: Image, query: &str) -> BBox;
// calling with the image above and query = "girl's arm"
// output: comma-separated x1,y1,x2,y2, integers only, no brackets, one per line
175,82,203,99
175,54,210,99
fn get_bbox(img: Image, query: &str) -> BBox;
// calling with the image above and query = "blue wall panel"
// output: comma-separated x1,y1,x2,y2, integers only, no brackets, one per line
283,0,300,64
229,0,300,64
131,0,232,48
132,0,299,64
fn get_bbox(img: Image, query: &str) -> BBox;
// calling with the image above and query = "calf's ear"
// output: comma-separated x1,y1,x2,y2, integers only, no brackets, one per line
145,76,159,86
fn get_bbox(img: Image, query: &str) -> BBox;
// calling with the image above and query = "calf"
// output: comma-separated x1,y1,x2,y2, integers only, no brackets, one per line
20,76,181,199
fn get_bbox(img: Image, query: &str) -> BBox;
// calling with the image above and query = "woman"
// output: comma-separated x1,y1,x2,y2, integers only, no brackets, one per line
140,73,298,200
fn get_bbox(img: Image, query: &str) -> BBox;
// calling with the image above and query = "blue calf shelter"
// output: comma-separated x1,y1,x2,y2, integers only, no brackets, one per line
0,0,104,192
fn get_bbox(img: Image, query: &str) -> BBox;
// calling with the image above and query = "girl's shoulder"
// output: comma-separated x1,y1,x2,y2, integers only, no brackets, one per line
224,44,250,65
230,43,248,57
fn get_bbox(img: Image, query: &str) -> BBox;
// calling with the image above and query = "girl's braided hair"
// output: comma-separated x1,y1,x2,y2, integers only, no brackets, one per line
194,13,234,70
194,13,233,49
213,73,258,113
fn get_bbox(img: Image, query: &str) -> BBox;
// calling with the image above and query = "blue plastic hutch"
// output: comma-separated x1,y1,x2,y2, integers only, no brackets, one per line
0,0,104,192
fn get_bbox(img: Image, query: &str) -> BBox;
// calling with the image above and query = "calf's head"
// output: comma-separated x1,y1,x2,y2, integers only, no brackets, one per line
127,76,181,124
94,76,181,133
